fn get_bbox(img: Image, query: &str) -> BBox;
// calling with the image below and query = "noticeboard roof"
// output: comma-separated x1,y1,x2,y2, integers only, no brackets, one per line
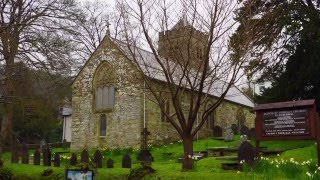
253,99,315,111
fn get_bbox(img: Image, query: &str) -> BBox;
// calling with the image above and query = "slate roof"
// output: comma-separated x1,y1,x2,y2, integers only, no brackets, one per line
113,39,254,108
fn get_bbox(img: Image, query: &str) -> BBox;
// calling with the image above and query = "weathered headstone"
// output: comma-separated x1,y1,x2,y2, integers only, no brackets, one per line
42,147,51,166
54,153,60,167
93,150,102,168
70,153,77,166
240,126,249,136
212,126,223,137
238,141,255,167
81,149,89,164
122,154,131,168
107,158,114,168
231,124,238,135
249,128,255,139
11,139,20,163
224,128,234,142
21,142,29,164
62,139,67,149
34,149,40,165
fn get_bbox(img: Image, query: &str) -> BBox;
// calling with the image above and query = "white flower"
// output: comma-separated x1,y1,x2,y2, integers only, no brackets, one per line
277,154,280,156
306,172,312,177
194,157,198,160
188,155,192,158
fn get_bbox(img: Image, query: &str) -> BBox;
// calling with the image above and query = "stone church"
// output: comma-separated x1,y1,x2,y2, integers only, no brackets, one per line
71,20,255,152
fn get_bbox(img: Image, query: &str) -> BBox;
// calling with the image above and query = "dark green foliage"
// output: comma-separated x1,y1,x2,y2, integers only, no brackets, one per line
41,168,53,176
256,4,320,104
232,0,320,79
0,167,13,180
128,165,156,180
0,62,72,143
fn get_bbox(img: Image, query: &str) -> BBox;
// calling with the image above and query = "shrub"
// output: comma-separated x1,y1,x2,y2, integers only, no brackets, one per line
0,167,13,180
128,165,156,180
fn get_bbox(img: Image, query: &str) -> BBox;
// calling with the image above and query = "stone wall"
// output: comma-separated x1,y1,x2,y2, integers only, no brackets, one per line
71,37,144,152
144,91,255,145
71,36,255,152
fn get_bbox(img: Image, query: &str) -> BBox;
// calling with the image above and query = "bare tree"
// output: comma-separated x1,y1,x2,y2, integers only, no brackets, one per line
117,0,253,170
67,0,112,67
0,0,80,148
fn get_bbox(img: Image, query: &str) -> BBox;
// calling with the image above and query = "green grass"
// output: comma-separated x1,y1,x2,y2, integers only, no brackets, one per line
1,136,318,179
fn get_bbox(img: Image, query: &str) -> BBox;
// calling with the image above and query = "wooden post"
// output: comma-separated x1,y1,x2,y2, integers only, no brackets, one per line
316,113,320,166
255,140,260,158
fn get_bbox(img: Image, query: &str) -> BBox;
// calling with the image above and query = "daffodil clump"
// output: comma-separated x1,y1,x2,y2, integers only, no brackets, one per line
243,156,320,179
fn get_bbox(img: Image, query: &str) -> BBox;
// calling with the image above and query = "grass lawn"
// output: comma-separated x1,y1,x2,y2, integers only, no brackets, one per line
1,136,317,179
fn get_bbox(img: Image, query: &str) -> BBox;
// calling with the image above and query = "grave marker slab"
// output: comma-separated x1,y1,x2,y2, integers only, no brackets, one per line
70,153,78,166
231,124,238,135
81,149,89,164
21,142,29,164
122,154,131,168
43,147,51,166
249,128,255,139
238,141,255,167
240,126,249,136
54,153,60,167
34,149,40,165
11,139,19,163
107,158,114,168
224,128,234,142
93,150,102,168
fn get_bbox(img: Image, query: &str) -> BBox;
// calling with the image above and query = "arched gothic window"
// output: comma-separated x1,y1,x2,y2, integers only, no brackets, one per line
93,61,115,111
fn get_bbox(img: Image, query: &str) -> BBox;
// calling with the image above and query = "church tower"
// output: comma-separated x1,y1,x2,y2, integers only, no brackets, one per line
158,17,208,70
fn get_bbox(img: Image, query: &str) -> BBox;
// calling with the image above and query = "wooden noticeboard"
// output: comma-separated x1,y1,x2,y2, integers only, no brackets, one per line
254,99,320,165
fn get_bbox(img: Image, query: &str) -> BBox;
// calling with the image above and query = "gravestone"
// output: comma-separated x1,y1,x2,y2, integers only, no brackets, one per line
249,128,255,139
11,139,20,163
54,153,60,167
34,149,40,165
122,154,131,168
81,149,89,164
231,124,238,135
93,150,102,168
240,126,249,136
238,141,255,167
212,126,223,137
21,142,29,164
224,128,234,142
62,139,67,149
107,158,114,168
43,147,51,166
70,153,78,166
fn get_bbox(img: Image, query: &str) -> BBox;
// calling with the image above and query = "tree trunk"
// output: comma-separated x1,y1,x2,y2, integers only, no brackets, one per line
1,56,15,149
182,136,193,171
1,106,13,149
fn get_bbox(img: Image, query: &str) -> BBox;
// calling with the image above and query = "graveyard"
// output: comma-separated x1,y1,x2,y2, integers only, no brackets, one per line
0,134,318,179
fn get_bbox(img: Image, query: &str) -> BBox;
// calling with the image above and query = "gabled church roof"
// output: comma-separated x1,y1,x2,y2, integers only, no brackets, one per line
73,35,254,108
112,39,254,108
